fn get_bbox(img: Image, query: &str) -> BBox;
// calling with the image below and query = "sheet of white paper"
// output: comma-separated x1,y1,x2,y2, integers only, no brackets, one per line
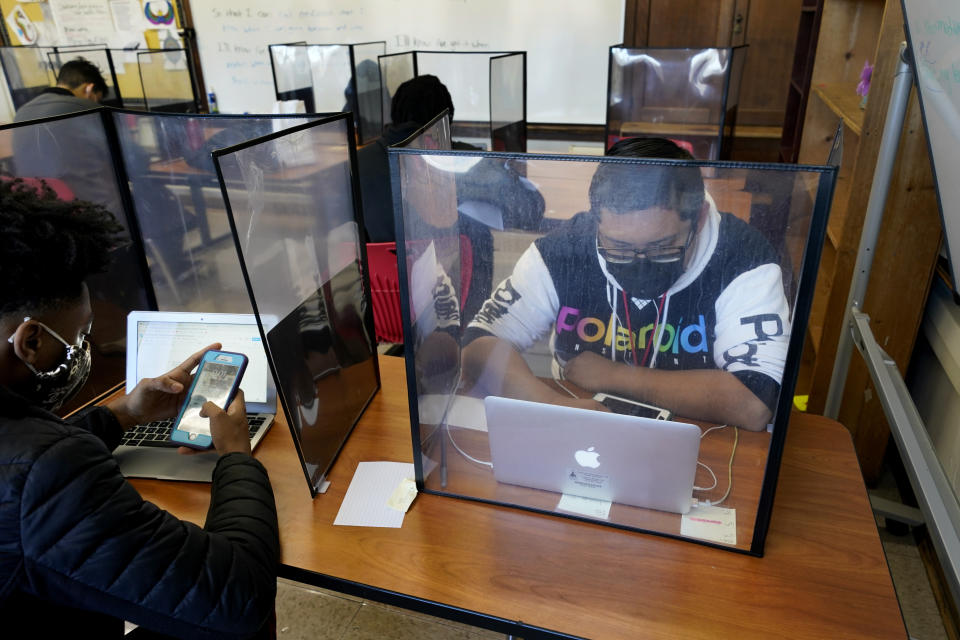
681,504,737,545
556,493,612,519
334,461,416,528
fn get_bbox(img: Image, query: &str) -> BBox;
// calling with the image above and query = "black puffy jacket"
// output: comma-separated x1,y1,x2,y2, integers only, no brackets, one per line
0,385,279,638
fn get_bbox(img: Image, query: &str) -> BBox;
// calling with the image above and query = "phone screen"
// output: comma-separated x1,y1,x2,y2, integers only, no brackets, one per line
177,361,240,435
599,395,669,420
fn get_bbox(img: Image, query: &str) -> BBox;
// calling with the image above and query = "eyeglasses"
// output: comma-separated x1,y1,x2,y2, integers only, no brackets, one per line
597,226,695,265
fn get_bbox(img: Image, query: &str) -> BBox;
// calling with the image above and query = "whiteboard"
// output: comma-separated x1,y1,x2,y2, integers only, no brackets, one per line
902,0,960,293
191,0,624,123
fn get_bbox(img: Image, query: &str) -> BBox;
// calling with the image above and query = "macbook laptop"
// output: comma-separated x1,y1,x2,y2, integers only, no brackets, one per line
484,396,701,514
115,311,276,481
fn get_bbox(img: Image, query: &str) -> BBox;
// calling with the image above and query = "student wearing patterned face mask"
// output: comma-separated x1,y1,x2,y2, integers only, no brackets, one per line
0,179,279,638
462,138,790,432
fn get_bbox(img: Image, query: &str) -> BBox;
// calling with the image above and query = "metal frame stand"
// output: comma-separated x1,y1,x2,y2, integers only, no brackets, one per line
824,43,960,611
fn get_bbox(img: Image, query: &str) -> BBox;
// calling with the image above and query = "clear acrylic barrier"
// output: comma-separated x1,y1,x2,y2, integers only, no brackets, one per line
606,47,747,160
0,46,56,109
391,148,836,554
415,52,495,136
112,111,320,312
269,42,385,143
47,48,121,106
351,42,385,144
214,114,379,496
378,52,415,128
137,49,195,113
489,53,526,152
306,45,352,114
0,110,153,414
269,43,310,94
379,51,526,150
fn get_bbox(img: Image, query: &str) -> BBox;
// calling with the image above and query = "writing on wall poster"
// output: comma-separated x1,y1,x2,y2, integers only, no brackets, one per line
49,0,117,44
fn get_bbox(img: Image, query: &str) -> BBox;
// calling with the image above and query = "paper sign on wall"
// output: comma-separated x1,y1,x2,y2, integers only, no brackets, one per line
49,0,117,45
6,5,39,45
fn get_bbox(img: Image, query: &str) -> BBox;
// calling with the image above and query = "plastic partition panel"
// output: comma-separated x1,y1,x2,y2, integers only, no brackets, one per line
0,47,56,108
351,42,385,144
490,53,526,152
307,45,352,115
719,47,748,160
137,49,195,112
112,111,319,312
46,48,121,106
391,148,836,555
0,110,153,415
606,47,735,159
270,44,313,95
416,52,494,125
378,52,415,128
215,115,379,496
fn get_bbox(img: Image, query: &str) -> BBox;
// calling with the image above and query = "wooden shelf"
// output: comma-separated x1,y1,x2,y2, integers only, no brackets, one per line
812,83,866,136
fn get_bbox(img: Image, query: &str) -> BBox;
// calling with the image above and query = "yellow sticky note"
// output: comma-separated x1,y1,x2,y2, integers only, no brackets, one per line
386,477,418,513
793,395,809,411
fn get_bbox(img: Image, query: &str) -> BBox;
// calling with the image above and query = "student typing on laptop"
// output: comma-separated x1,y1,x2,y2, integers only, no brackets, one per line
0,179,277,638
462,138,790,432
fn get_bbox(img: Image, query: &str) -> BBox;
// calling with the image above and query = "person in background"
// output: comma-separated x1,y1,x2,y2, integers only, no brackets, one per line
356,74,462,243
14,57,107,122
0,179,278,639
462,137,790,432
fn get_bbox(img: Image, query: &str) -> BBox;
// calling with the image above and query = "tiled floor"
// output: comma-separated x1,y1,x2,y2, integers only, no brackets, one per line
274,579,503,640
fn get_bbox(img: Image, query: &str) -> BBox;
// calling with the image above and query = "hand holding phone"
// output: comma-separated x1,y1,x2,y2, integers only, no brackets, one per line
171,350,248,450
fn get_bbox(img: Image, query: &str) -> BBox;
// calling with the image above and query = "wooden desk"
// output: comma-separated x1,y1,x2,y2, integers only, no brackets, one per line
130,356,905,639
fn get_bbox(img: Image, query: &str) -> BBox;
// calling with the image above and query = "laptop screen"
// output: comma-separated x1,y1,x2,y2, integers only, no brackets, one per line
126,313,272,407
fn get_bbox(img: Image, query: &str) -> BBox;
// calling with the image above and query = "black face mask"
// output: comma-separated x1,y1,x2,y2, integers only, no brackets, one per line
605,258,685,300
8,319,92,412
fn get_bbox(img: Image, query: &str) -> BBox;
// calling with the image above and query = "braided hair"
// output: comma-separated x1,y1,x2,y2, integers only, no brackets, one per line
0,177,121,318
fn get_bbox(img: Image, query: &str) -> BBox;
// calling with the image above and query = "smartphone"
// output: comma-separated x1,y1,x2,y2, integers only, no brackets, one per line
593,393,672,420
170,350,248,450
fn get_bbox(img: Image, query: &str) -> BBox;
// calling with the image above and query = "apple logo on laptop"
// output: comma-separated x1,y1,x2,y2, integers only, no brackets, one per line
574,446,600,468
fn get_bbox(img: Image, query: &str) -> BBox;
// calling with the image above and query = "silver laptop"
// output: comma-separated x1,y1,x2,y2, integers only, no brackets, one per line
484,396,701,514
115,311,276,482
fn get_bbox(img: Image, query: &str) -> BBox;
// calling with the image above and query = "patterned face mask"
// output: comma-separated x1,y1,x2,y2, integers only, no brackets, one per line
7,318,92,412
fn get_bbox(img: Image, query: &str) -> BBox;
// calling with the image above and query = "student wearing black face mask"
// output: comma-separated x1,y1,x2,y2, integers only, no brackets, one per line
0,179,279,638
462,138,789,432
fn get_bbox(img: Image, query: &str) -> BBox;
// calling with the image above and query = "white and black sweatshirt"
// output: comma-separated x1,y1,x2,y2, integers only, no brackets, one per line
465,197,791,412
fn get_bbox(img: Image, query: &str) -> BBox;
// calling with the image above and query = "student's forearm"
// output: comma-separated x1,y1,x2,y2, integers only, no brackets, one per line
462,335,567,404
564,354,772,431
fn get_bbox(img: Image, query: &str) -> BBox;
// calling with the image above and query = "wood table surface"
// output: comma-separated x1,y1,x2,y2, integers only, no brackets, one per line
129,355,906,639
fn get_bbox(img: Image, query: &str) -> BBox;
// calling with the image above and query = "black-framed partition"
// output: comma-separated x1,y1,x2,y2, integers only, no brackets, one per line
268,41,385,144
135,48,197,113
0,108,324,415
111,110,325,311
378,50,527,152
214,113,380,496
605,46,747,160
0,45,199,112
0,109,154,414
0,46,56,108
388,145,836,555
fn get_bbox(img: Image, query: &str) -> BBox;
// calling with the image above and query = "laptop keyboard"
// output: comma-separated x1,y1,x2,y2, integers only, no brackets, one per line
120,415,267,448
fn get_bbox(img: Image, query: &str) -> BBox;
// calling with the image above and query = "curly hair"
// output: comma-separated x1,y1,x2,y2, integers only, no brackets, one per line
0,177,122,317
